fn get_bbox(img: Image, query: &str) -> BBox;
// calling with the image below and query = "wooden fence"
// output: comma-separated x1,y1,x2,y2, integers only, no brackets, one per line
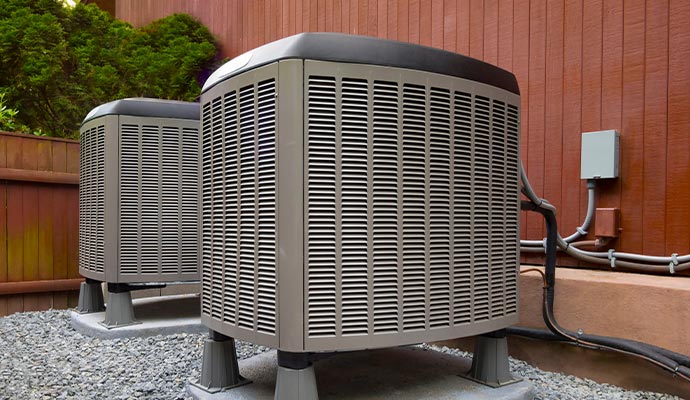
0,132,81,317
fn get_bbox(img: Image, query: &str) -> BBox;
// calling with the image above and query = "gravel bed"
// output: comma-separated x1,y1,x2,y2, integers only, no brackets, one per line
0,310,269,399
0,310,680,399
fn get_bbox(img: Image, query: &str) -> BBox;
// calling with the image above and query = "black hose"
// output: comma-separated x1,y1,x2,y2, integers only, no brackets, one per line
520,200,690,381
507,326,690,369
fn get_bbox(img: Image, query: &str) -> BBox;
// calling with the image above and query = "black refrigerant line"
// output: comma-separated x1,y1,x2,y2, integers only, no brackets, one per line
512,200,690,382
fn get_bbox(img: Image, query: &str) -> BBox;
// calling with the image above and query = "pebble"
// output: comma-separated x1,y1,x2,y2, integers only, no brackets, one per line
0,310,681,399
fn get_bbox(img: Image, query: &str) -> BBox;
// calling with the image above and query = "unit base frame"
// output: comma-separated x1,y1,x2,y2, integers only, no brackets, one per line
467,329,522,388
193,330,251,393
76,278,105,314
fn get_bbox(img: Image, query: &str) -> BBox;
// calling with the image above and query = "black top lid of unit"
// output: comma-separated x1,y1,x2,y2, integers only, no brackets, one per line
82,98,200,125
202,32,520,95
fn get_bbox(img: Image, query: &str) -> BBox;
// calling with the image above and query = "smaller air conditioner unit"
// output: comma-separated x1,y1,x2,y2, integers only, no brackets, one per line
77,98,200,327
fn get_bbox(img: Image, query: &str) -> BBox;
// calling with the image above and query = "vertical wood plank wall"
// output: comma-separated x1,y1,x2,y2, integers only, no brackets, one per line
116,0,690,266
0,133,80,316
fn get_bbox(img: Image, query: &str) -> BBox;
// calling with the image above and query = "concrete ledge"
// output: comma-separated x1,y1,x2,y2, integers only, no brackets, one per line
517,266,690,354
187,347,534,400
70,294,204,339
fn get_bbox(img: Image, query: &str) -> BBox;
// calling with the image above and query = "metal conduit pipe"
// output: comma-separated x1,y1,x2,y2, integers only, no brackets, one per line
523,237,690,273
519,161,690,273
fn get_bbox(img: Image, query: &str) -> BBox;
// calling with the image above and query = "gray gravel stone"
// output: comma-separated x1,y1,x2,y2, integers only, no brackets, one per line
0,309,268,399
0,310,680,399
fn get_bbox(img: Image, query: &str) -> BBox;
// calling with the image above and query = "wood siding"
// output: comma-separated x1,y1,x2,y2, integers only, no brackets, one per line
117,0,690,267
0,132,80,316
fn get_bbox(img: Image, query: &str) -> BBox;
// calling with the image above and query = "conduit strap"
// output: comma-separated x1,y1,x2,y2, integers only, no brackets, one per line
608,249,616,269
670,253,679,274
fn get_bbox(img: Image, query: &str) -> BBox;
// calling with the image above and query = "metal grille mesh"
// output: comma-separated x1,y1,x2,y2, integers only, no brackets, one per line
201,79,278,337
306,74,520,339
79,124,106,274
119,123,199,277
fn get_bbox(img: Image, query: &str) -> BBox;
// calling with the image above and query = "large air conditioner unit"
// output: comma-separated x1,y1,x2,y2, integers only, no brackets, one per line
197,33,521,396
78,98,200,327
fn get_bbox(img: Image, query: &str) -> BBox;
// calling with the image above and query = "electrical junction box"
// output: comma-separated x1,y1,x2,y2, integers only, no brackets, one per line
580,130,620,179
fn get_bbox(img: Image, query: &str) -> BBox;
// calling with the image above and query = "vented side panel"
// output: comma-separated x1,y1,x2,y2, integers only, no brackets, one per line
371,80,400,335
305,76,337,337
304,62,520,349
79,123,106,275
118,119,199,280
200,68,278,341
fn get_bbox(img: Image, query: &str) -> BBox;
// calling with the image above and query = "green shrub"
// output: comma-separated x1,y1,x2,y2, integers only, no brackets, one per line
0,0,219,138
0,91,44,136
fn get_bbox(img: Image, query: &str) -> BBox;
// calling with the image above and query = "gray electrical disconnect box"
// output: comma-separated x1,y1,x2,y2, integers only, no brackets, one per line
580,130,620,179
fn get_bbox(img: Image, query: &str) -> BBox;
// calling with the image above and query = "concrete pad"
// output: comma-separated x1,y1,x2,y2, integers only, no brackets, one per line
187,347,534,400
70,294,205,339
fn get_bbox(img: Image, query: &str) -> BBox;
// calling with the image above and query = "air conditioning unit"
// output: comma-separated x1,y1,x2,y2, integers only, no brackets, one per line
197,33,521,396
78,98,200,327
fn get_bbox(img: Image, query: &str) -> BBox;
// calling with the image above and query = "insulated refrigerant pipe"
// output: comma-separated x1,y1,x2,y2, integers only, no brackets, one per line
521,179,596,247
519,161,690,273
519,200,690,381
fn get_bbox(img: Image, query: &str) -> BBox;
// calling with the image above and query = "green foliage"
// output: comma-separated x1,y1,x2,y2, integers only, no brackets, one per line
0,0,219,138
0,92,22,132
0,91,44,135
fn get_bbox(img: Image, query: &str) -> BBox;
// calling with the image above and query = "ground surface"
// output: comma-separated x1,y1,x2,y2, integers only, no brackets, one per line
0,309,681,399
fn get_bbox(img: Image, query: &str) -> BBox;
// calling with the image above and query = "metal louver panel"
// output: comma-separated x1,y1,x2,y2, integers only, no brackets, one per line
79,124,106,275
306,76,337,338
304,62,520,348
119,121,199,279
371,80,399,335
201,74,278,339
340,78,369,336
429,87,452,329
401,83,427,332
181,127,200,275
453,91,474,325
504,105,520,313
472,96,491,321
120,124,139,275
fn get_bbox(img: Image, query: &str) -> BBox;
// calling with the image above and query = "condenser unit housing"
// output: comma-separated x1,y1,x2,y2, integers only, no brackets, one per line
200,33,521,353
79,98,200,285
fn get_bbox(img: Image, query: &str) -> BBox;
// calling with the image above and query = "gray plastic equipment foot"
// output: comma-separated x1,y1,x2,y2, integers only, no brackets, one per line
275,351,319,400
193,330,251,393
76,279,105,313
467,329,521,388
101,284,138,328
